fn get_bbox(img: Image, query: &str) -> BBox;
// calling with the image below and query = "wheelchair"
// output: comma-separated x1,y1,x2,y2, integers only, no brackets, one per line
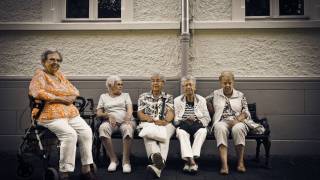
17,96,96,180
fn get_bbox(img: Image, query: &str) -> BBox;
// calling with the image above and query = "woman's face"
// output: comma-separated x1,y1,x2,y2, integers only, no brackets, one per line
183,80,196,96
220,76,234,97
151,76,164,93
42,52,62,75
110,80,123,95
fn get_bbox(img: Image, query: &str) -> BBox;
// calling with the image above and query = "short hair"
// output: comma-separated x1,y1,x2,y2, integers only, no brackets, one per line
150,73,166,83
219,71,235,81
106,75,122,91
181,75,196,86
41,49,62,63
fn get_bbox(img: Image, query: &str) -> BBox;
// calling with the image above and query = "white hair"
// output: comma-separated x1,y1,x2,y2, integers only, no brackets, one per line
106,75,122,91
150,73,166,83
181,75,196,86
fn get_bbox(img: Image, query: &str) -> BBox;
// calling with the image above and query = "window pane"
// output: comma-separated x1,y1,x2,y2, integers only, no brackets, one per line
66,0,89,18
280,0,304,15
98,0,121,18
245,0,270,16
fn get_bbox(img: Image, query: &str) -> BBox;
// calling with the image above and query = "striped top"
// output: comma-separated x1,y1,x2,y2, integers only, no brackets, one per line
181,101,196,120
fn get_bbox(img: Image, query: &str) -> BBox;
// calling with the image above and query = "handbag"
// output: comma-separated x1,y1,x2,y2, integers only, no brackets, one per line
138,96,168,142
138,122,167,142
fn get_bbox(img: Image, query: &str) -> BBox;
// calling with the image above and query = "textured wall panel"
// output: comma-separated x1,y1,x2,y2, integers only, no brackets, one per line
192,29,320,77
0,0,42,22
0,31,181,77
193,0,232,21
134,0,180,21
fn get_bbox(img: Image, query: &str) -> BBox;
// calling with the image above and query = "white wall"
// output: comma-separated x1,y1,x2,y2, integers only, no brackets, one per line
191,29,320,77
134,0,180,21
0,30,181,77
0,0,42,22
193,0,232,21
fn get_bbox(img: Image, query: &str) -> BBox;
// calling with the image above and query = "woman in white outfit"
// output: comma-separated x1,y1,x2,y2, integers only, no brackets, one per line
174,76,211,173
96,75,136,173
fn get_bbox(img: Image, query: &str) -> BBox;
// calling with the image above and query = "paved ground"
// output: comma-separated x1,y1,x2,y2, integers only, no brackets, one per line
1,150,320,180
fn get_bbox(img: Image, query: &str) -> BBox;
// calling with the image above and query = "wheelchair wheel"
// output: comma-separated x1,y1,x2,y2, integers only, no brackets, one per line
43,167,59,180
17,162,34,178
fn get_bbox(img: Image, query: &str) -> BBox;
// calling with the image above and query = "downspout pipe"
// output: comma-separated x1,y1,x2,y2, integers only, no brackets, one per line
181,0,190,78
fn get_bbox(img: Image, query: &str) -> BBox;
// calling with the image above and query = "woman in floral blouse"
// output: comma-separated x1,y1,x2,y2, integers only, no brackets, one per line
29,49,96,180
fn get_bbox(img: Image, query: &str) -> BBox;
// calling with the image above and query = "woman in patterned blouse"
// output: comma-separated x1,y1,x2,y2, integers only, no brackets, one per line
29,49,96,180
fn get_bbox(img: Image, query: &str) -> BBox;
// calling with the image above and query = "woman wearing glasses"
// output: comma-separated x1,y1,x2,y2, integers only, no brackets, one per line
96,75,135,173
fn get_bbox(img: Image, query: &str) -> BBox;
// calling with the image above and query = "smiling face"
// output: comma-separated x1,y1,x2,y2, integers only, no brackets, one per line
42,52,62,75
151,75,164,93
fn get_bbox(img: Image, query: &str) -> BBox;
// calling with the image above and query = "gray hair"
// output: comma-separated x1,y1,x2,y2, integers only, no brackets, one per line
181,75,196,86
150,73,166,83
106,75,122,91
219,71,235,81
41,48,62,63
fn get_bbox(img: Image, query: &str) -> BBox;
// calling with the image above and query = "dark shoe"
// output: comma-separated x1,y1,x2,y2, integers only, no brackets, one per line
59,172,70,180
81,172,97,180
151,153,165,170
147,164,161,178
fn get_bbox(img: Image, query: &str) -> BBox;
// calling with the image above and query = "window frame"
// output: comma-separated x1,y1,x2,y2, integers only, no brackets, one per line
61,0,122,22
245,0,310,20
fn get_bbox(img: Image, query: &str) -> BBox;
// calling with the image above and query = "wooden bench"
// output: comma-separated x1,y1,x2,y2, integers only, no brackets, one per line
93,103,271,168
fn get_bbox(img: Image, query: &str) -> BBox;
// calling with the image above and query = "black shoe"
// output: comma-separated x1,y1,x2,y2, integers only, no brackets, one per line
59,172,70,180
151,153,165,170
147,164,161,178
81,172,97,180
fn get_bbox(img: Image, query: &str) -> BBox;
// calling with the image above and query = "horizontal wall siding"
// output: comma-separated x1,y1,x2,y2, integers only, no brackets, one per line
0,78,320,155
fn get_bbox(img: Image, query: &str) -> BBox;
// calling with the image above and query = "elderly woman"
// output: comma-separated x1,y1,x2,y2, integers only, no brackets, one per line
206,71,251,175
137,73,175,178
29,49,96,180
174,76,210,173
96,75,135,173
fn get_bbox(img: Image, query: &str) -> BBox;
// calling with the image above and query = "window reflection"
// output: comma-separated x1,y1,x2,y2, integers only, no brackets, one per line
98,0,121,18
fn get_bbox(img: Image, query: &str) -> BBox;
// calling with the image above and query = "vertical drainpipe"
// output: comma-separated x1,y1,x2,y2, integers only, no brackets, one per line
181,0,190,78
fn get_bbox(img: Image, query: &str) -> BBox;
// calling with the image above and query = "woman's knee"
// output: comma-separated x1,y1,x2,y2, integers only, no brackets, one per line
79,126,93,142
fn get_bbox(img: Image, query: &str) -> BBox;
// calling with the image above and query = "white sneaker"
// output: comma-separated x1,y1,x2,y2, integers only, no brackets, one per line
183,164,190,172
147,164,161,178
122,163,131,173
189,164,198,173
107,161,119,172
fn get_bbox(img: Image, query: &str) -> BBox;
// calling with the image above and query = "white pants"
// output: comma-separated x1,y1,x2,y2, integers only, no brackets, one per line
143,123,175,161
39,116,93,172
214,121,248,147
176,128,207,160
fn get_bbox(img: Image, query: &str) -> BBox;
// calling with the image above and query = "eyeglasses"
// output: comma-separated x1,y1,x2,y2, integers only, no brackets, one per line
47,58,62,63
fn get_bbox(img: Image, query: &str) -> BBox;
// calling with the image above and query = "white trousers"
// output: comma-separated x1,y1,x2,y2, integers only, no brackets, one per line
39,116,93,172
176,128,207,160
214,121,248,147
143,123,175,161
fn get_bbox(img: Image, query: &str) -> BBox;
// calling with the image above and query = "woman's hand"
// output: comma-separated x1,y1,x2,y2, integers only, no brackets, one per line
154,120,168,126
108,114,117,128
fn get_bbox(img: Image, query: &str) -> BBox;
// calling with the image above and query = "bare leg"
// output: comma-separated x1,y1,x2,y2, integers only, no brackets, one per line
101,137,118,163
218,145,229,175
236,145,246,172
186,157,196,165
122,136,132,164
81,164,91,173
